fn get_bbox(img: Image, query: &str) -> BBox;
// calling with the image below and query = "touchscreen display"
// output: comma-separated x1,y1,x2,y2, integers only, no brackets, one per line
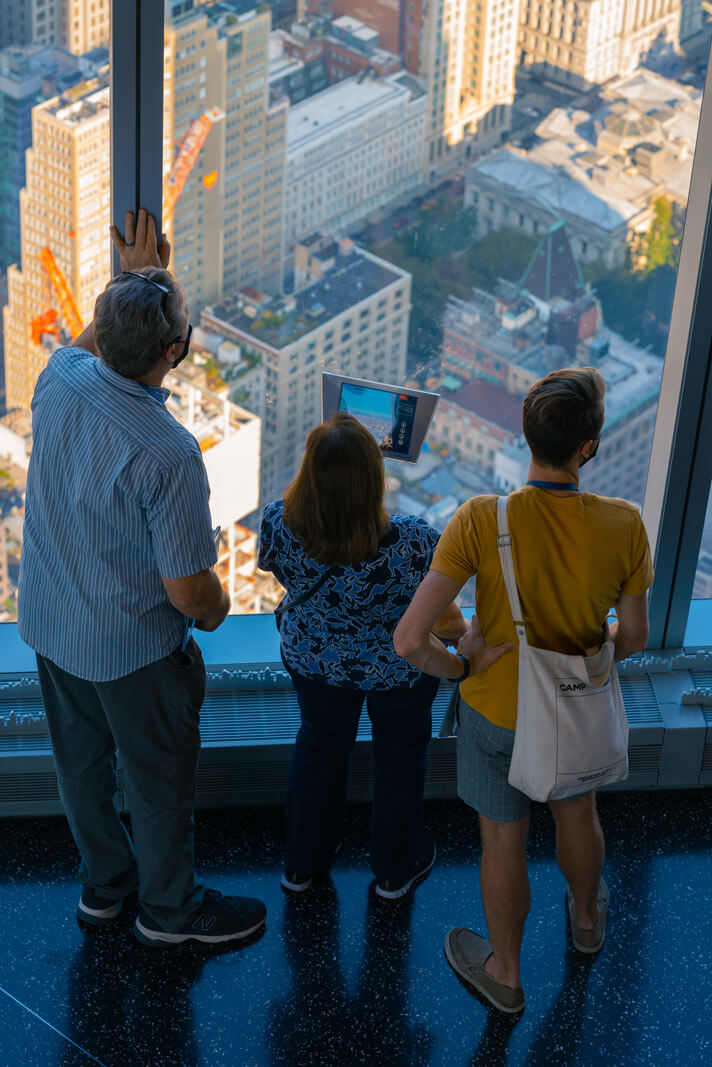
339,383,417,457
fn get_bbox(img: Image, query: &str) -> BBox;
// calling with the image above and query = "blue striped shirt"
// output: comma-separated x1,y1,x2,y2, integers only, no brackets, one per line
18,346,217,682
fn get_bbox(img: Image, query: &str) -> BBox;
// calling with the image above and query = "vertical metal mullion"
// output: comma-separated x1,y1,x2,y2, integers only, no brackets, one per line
642,38,712,647
137,0,165,236
664,349,712,642
110,0,138,277
110,0,164,278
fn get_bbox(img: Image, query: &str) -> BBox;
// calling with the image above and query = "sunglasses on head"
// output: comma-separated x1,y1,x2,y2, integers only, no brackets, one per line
121,271,192,365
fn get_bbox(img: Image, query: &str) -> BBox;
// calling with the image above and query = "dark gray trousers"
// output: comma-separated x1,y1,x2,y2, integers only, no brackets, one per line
36,638,206,930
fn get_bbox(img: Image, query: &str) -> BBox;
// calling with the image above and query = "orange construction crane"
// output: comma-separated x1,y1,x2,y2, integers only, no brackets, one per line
163,106,223,221
38,247,84,339
30,309,61,346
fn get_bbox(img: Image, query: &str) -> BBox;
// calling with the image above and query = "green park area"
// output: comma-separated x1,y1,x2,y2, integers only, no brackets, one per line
370,195,679,368
370,200,538,368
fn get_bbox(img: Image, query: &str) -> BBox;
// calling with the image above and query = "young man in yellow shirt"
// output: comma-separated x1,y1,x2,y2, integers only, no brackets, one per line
394,367,652,1013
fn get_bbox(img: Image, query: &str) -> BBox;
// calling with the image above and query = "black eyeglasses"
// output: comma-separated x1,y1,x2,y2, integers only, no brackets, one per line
121,270,192,362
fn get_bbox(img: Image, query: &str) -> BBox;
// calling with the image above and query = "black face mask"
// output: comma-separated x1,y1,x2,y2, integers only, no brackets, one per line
167,323,193,369
579,438,601,467
170,348,189,369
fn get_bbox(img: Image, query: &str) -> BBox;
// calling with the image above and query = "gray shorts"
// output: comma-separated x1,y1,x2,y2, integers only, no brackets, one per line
456,697,531,823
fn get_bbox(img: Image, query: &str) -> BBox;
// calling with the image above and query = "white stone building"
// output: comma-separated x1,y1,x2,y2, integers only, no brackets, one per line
518,0,682,90
283,70,426,249
201,236,412,506
465,70,701,268
419,0,520,175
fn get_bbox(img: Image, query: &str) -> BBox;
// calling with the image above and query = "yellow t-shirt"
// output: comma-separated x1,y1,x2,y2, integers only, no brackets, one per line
431,486,654,731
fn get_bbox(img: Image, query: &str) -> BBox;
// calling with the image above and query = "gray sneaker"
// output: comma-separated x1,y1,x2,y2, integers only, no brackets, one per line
566,877,609,953
444,928,525,1014
77,887,124,927
133,889,266,948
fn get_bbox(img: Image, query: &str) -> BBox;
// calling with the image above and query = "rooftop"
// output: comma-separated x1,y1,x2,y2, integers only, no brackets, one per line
168,0,260,30
444,291,548,364
331,15,379,44
470,69,701,229
166,362,258,452
0,43,66,84
0,42,105,97
268,38,304,83
470,148,643,233
443,377,524,435
444,245,663,434
44,82,110,124
207,247,406,350
287,72,422,154
205,0,261,26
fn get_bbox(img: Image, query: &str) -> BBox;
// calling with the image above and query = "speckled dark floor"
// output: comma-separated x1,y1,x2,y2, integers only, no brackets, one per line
1,790,711,1066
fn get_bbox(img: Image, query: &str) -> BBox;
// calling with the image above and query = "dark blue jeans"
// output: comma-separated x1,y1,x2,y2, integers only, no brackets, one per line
285,669,439,885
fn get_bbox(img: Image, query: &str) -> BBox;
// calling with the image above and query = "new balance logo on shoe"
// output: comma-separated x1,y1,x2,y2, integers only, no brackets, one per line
192,914,217,932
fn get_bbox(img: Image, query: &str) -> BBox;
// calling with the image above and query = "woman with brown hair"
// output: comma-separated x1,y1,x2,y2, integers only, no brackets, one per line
258,413,484,899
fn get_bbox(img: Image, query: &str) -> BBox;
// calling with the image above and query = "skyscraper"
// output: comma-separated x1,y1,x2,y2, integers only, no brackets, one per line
3,77,110,412
0,41,108,271
3,0,289,417
0,1,110,54
518,0,681,89
164,0,287,310
419,0,520,176
318,0,519,172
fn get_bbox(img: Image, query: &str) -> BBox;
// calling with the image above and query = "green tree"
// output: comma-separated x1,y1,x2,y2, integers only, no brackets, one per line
639,198,681,274
463,229,539,291
374,222,538,367
584,251,675,357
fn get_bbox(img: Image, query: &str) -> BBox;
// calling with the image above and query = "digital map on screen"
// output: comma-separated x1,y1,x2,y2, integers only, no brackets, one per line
339,383,417,457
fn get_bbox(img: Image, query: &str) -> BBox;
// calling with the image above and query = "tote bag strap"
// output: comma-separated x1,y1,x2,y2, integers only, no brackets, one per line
496,495,529,648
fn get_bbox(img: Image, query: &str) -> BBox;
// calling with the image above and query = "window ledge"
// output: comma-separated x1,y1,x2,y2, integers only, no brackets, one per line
1,606,711,814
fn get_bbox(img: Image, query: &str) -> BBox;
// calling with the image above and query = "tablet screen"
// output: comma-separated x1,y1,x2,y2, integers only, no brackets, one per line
322,373,439,463
339,383,417,458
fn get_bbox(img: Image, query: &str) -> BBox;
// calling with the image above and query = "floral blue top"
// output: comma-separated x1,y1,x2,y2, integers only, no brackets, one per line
258,500,440,690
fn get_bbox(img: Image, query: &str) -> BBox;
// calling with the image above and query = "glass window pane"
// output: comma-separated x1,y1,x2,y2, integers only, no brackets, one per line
1,10,111,622
693,494,712,600
163,5,707,615
165,4,708,614
4,3,710,622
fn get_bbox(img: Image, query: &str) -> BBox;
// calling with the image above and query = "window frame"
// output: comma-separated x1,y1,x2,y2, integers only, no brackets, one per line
642,43,712,647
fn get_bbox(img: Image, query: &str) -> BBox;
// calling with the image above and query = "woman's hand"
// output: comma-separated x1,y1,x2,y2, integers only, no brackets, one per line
457,617,514,675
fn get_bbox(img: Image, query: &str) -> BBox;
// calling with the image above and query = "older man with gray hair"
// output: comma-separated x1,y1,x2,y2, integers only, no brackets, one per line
18,210,266,948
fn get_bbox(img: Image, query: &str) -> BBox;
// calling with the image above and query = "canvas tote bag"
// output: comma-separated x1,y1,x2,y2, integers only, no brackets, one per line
496,495,629,801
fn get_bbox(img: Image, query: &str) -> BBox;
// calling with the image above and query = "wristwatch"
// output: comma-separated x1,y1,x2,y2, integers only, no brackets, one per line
451,654,470,683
